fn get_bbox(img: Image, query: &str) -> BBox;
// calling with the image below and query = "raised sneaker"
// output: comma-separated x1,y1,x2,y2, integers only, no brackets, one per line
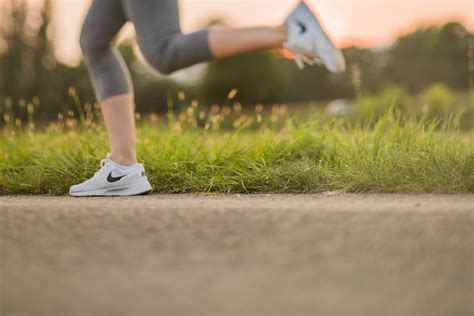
284,1,346,73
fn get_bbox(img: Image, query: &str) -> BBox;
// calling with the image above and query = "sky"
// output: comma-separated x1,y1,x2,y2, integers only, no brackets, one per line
51,0,474,65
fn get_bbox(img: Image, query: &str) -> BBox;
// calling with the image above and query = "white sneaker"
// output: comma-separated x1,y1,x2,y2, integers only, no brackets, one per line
69,154,152,197
285,1,346,73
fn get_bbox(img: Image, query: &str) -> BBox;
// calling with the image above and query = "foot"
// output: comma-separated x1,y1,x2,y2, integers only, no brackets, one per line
69,154,152,197
284,1,346,73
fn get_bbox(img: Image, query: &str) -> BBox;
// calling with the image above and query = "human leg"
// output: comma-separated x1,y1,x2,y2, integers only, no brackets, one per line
122,0,288,74
80,0,137,165
72,0,151,196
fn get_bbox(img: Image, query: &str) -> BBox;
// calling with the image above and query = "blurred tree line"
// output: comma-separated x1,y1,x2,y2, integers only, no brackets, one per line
0,0,473,120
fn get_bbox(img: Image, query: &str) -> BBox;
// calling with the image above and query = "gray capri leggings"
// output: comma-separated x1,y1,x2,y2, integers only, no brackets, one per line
80,0,213,101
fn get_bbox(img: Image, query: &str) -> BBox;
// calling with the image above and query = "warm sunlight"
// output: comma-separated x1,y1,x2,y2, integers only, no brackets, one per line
2,3,473,311
51,0,473,65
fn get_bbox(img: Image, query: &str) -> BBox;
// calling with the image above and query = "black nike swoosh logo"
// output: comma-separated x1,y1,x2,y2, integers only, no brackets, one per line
296,20,307,34
107,172,125,183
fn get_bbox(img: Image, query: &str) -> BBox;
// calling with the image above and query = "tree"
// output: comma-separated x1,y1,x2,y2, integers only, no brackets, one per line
0,0,55,111
385,22,473,92
198,50,287,104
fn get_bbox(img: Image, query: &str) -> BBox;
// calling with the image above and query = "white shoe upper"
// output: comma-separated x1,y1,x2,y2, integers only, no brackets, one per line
285,1,346,73
69,154,151,196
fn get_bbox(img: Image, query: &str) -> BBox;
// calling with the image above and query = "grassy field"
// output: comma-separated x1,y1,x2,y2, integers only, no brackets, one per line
1,92,473,194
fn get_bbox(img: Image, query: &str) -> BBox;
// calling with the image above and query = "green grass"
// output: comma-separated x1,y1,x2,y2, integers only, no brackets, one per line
1,107,472,194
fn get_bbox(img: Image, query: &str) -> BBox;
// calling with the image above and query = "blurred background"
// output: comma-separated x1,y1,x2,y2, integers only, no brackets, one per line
0,0,473,126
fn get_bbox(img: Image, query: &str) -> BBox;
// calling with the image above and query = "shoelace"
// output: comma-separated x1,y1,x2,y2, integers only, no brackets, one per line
94,158,111,178
284,43,323,70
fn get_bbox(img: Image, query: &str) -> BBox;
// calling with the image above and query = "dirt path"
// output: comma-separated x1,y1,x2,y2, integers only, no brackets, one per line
1,194,473,316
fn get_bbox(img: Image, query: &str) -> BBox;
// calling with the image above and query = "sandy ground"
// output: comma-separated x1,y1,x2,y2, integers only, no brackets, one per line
1,194,473,316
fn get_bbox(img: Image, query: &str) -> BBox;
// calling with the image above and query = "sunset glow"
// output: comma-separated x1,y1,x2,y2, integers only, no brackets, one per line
51,0,473,65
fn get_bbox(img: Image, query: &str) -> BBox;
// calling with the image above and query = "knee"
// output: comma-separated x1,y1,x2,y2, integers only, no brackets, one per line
142,36,181,75
153,56,177,75
79,25,108,63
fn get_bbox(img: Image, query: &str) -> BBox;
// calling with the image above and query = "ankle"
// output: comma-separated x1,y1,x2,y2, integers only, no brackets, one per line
110,153,138,166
